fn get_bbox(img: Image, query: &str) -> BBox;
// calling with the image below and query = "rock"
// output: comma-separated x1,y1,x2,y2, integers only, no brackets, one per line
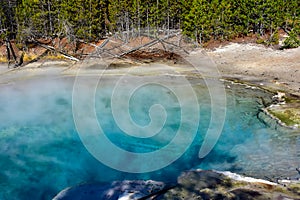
160,170,300,200
265,101,300,128
272,92,286,103
52,180,165,200
53,170,300,200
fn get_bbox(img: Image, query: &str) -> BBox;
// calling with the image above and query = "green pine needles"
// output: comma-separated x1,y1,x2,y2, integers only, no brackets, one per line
0,0,299,46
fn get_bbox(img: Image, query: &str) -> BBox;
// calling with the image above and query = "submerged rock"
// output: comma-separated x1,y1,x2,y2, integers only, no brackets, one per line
161,170,300,200
52,180,165,200
53,170,300,200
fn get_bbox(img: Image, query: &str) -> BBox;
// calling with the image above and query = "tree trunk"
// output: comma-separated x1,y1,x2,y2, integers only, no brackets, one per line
47,0,53,34
6,38,17,68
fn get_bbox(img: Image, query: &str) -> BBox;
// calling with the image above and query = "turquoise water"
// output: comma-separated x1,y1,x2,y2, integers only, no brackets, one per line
0,75,299,199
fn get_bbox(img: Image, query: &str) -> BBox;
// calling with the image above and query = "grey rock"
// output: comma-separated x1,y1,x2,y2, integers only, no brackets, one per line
53,180,165,200
161,170,300,200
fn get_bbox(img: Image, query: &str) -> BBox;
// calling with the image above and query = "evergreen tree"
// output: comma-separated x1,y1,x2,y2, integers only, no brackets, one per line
0,0,297,46
0,0,17,39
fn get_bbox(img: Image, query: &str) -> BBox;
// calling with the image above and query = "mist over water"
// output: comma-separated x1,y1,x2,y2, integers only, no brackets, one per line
0,75,299,199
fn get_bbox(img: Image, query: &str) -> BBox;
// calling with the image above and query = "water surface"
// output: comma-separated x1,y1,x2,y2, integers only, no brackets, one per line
0,74,299,199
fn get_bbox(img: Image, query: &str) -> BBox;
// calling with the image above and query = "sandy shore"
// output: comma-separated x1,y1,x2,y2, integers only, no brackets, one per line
1,43,299,94
207,43,300,128
207,43,300,97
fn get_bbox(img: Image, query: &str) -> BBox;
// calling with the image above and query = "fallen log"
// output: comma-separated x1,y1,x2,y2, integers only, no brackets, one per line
98,39,109,49
117,38,159,57
159,39,189,55
33,40,79,62
94,39,111,56
159,39,167,51
117,32,180,57
25,49,49,65
82,39,111,59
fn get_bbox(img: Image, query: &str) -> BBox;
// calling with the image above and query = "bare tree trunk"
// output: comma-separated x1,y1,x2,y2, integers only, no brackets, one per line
7,39,16,60
6,38,17,68
137,0,141,41
0,14,3,31
200,27,204,45
147,7,150,37
33,40,79,61
89,0,92,39
156,0,159,33
6,41,11,67
125,11,129,42
195,30,198,47
47,0,53,34
167,0,170,37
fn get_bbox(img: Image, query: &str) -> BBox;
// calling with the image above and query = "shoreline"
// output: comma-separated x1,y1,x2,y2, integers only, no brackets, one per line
208,43,300,97
1,42,299,93
0,43,299,128
53,169,300,200
207,43,300,128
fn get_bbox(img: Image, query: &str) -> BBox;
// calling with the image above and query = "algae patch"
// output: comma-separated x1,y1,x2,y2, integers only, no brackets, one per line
267,103,300,128
268,109,300,126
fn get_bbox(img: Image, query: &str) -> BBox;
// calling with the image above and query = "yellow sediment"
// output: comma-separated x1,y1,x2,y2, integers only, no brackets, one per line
0,56,7,62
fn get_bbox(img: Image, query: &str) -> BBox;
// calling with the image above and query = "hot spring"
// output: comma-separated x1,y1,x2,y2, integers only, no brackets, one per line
0,64,299,199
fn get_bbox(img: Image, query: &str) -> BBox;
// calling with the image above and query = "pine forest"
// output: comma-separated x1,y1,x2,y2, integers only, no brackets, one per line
0,0,299,47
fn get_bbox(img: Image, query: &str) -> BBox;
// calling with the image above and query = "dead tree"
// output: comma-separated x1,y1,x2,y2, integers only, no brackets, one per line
6,38,17,68
14,51,24,68
33,40,79,61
